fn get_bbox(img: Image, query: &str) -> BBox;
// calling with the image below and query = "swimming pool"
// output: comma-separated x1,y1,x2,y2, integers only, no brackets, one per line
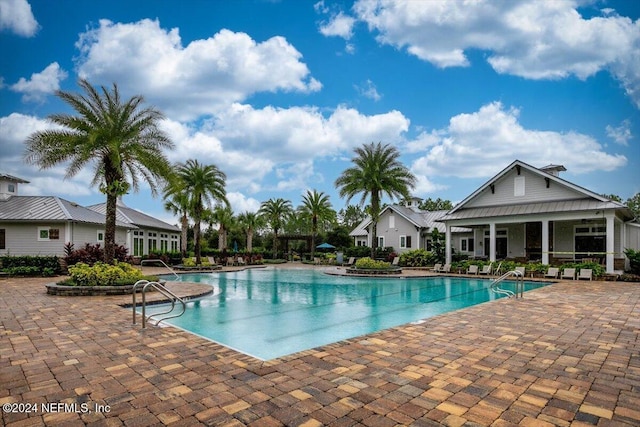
146,268,549,360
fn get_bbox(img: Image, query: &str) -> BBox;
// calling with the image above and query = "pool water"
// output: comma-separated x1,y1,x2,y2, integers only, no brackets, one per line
147,268,548,360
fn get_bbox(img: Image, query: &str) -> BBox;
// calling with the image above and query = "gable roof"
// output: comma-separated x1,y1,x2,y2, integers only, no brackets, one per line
350,205,470,236
0,196,132,227
0,173,29,183
439,159,633,221
87,200,179,232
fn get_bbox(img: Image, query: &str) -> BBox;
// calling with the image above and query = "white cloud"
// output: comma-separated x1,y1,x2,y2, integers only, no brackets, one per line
10,62,68,102
0,0,38,37
226,192,261,215
75,19,321,120
606,120,632,146
353,0,640,107
354,79,381,101
410,102,627,180
0,113,95,197
319,11,356,39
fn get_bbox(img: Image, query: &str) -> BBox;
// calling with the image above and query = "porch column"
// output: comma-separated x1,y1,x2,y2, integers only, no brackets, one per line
445,224,452,265
489,222,496,262
541,220,549,265
606,213,615,274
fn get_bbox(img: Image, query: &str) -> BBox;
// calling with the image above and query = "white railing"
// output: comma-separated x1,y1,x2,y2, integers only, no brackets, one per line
132,280,186,328
490,270,525,298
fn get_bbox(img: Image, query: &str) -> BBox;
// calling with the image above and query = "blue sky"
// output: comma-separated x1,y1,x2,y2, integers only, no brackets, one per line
1,0,639,225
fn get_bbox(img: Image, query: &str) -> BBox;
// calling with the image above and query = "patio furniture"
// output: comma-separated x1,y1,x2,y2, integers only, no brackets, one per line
392,256,400,266
467,265,479,275
441,264,451,273
544,267,559,279
432,263,442,272
561,268,575,280
345,257,355,266
478,263,492,275
577,268,592,281
515,266,526,277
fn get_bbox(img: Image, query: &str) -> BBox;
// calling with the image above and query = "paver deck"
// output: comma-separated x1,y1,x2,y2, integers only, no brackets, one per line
1,267,639,426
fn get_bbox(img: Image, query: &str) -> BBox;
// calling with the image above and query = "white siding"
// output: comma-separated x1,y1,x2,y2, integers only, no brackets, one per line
376,210,418,253
1,222,69,256
467,168,586,208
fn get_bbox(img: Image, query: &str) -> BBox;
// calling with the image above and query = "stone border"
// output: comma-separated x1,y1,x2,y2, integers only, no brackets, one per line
45,281,164,296
345,267,402,275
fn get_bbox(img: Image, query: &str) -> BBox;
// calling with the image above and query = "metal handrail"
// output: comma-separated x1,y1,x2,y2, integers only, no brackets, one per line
132,279,186,328
490,270,524,299
140,259,179,280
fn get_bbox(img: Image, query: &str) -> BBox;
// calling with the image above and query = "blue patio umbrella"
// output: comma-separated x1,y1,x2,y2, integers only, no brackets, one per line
316,242,335,249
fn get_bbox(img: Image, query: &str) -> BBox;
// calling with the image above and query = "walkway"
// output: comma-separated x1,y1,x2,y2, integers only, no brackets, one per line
1,269,639,426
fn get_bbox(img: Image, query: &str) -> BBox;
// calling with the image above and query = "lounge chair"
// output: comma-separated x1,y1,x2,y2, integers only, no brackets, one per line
467,265,479,275
441,264,451,273
478,263,492,275
237,257,246,266
494,262,503,276
432,263,442,272
313,257,321,265
561,268,575,280
577,268,592,281
207,256,217,266
544,267,559,279
514,266,526,277
392,256,400,266
345,257,355,266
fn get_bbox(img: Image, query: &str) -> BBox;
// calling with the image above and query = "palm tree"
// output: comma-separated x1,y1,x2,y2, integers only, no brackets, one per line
237,211,262,253
163,184,190,258
174,159,228,265
299,189,335,259
259,198,293,259
24,79,174,263
208,205,235,250
335,142,416,258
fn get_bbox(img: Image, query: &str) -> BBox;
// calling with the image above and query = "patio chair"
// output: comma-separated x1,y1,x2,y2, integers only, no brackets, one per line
467,265,479,275
478,263,492,275
392,256,400,266
441,264,451,273
561,268,575,280
237,257,246,266
544,267,559,279
577,268,592,281
313,257,321,265
432,263,442,272
514,266,526,277
345,257,355,266
207,256,218,266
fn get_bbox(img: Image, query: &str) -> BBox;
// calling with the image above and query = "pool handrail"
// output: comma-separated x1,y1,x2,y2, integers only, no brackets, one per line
132,279,186,328
140,259,179,280
490,269,525,298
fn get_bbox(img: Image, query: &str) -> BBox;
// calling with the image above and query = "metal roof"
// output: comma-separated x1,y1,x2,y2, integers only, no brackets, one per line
88,201,179,232
0,196,132,227
0,173,29,183
349,206,471,236
438,199,632,221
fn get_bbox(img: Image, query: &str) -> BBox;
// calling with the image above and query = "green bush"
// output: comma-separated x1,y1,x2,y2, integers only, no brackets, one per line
67,261,144,286
624,248,640,274
354,257,391,269
0,255,61,276
399,249,436,267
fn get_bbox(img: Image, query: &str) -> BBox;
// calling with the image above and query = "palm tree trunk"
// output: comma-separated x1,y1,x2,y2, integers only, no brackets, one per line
311,216,317,259
104,192,117,263
194,218,202,265
247,228,253,253
180,214,188,258
273,229,278,259
218,226,224,250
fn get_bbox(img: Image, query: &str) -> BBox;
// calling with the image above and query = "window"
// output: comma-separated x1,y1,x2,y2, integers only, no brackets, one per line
389,215,395,229
575,224,606,259
0,229,5,249
148,232,157,252
461,238,475,253
133,230,144,256
38,227,60,241
400,235,412,249
8,184,15,193
97,230,104,243
377,236,384,248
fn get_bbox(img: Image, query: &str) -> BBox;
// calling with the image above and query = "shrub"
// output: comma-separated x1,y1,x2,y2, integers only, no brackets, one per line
67,261,144,286
399,249,436,267
0,255,61,276
64,243,132,266
624,248,640,274
354,257,391,269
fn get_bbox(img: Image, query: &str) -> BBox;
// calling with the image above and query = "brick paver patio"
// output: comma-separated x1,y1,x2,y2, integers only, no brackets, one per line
1,267,639,426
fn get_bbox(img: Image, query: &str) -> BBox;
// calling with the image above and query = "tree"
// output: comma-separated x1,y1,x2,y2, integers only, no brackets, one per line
163,182,190,258
237,211,262,253
174,159,228,265
259,198,293,259
25,79,174,263
335,142,416,258
626,192,640,220
601,193,623,203
208,205,235,250
419,197,454,211
338,204,366,230
299,189,335,259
